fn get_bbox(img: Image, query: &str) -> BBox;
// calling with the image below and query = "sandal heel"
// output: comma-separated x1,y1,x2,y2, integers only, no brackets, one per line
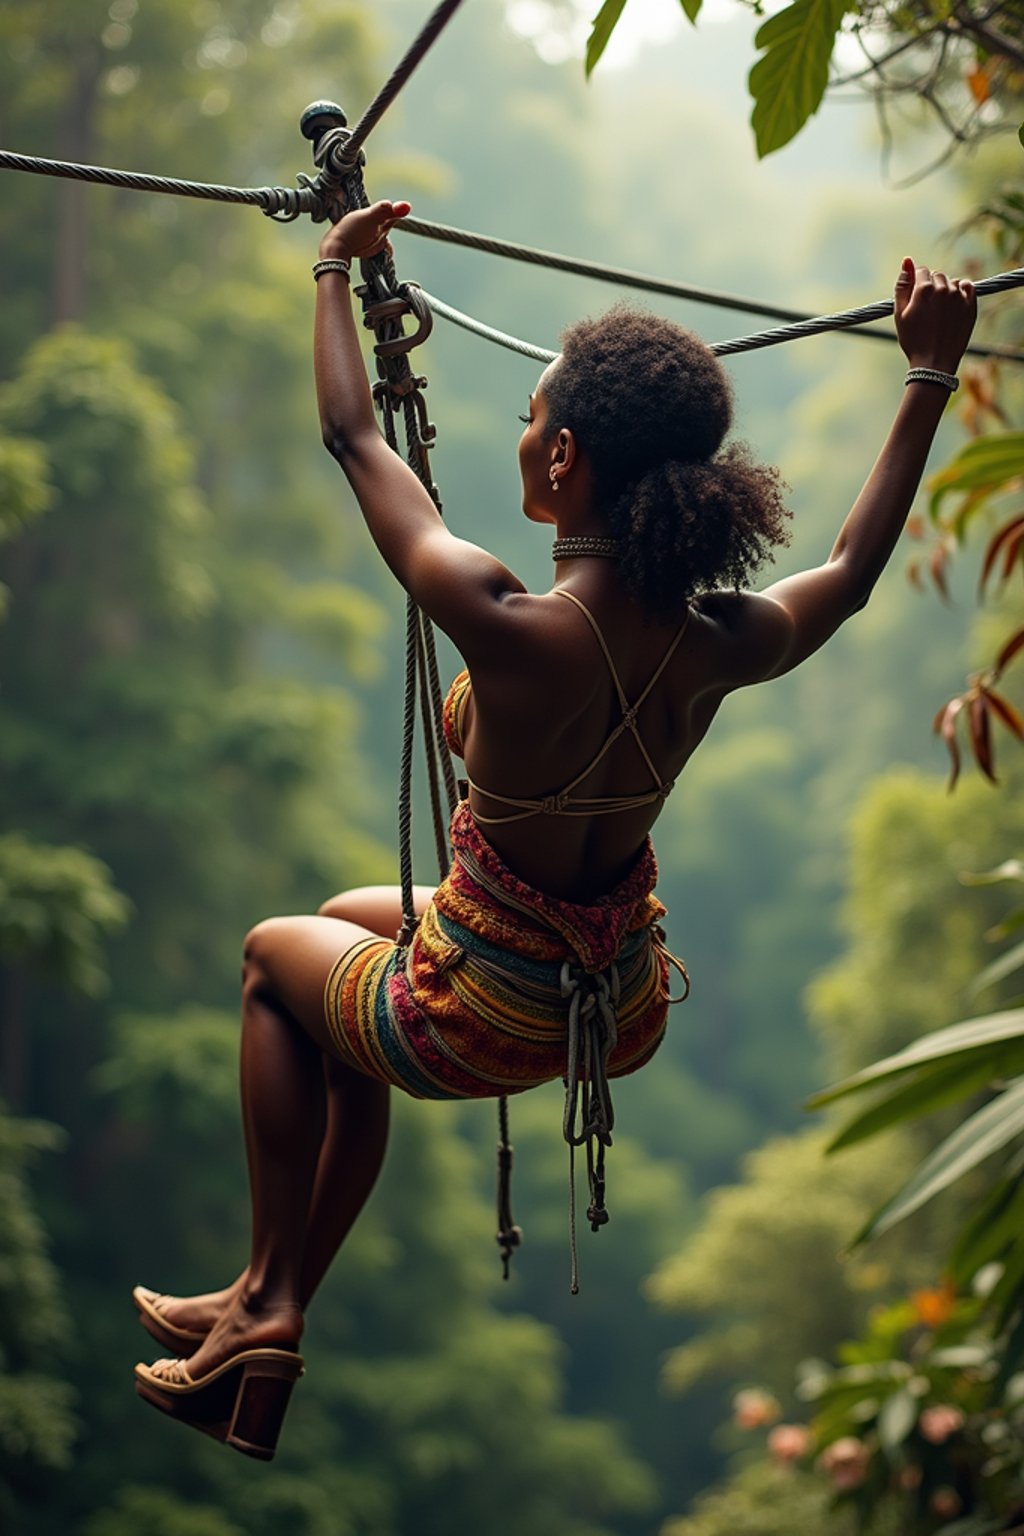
226,1361,300,1460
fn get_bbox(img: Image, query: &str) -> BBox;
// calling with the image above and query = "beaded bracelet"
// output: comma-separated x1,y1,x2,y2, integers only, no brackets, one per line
905,366,959,392
312,258,352,281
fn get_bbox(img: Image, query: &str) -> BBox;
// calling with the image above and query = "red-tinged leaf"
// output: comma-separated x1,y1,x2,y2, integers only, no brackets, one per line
996,626,1024,677
1003,524,1024,583
933,697,954,734
980,514,1024,594
988,690,1024,741
937,697,964,791
907,561,924,592
906,514,925,541
969,693,998,783
967,63,991,104
930,541,951,602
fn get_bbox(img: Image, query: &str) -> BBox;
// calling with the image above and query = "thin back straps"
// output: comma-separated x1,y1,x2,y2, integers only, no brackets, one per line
464,590,691,825
553,589,690,790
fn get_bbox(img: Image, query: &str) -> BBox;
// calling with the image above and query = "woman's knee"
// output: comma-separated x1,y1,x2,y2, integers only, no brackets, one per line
242,916,297,992
317,884,434,934
317,887,380,921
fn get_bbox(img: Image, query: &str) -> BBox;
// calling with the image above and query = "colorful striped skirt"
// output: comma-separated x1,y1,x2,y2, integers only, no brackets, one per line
322,802,681,1102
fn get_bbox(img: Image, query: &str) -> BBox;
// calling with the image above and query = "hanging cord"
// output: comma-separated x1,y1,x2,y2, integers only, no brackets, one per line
561,961,620,1295
496,1094,522,1280
311,114,522,1280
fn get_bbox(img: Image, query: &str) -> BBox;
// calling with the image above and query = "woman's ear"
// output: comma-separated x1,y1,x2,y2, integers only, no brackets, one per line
555,427,577,470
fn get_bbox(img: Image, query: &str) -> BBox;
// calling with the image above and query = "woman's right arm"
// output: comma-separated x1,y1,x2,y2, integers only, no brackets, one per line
708,260,977,686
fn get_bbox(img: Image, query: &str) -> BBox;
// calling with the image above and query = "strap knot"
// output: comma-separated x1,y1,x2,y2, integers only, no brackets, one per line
621,705,638,730
541,791,569,815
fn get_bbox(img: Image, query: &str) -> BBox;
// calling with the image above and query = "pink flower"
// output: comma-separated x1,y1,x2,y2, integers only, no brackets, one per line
816,1437,871,1491
895,1464,923,1491
767,1423,812,1463
919,1405,965,1445
930,1487,962,1519
732,1388,781,1430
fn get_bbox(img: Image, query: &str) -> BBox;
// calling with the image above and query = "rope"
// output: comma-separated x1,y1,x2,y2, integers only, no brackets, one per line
420,268,1024,364
496,1094,522,1280
561,961,618,1294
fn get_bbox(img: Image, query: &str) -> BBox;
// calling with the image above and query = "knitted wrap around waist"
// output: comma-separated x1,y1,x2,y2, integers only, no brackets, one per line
430,803,689,1290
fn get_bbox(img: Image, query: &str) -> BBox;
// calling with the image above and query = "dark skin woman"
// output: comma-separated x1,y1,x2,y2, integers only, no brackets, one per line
133,199,978,1455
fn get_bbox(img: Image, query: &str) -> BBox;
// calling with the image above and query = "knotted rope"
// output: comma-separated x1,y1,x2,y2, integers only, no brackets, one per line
561,961,620,1295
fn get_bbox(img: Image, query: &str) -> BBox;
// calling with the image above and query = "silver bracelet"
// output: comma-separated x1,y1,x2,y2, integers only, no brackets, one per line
312,258,351,281
905,366,959,392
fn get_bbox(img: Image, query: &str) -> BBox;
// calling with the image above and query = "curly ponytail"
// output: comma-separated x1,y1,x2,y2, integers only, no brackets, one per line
542,305,791,623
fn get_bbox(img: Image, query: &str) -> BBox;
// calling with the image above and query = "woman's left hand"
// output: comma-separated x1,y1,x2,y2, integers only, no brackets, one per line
318,199,412,263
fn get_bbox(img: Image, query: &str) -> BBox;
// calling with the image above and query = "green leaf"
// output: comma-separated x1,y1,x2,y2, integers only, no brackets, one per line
961,860,1024,887
807,1010,1024,1108
934,1518,1010,1536
678,0,703,22
748,0,847,158
929,431,1024,519
995,1303,1024,1392
585,0,629,76
825,1056,1008,1153
990,1238,1024,1333
970,938,1024,999
948,1175,1024,1285
854,1077,1024,1244
876,1387,918,1453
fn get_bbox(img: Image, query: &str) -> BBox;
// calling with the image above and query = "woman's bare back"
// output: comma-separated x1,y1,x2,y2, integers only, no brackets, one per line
455,576,729,900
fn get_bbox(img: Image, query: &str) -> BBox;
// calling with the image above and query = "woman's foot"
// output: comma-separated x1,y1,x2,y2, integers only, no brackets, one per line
148,1290,304,1384
135,1272,248,1341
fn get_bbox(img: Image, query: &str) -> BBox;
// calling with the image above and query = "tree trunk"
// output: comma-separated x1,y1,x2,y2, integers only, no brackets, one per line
0,964,29,1111
51,44,102,327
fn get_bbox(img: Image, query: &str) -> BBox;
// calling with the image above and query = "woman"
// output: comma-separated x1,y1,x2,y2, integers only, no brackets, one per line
132,200,977,1457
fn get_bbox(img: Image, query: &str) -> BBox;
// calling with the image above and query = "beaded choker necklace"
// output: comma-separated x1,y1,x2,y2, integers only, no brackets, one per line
551,536,620,561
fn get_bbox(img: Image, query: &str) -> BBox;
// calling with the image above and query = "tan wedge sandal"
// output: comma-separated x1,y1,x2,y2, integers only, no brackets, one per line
134,1348,304,1460
132,1286,207,1355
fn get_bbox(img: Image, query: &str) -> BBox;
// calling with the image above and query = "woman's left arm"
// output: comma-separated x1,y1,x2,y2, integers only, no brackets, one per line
314,202,524,645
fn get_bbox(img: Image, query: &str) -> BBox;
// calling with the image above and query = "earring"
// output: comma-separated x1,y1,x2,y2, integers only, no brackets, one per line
549,467,559,492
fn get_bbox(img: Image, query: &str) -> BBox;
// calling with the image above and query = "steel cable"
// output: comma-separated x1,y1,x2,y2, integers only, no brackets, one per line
1,145,1018,359
420,269,1024,364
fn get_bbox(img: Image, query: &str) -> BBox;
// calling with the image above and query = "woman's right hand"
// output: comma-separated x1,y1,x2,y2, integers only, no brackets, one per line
893,257,977,374
318,199,411,264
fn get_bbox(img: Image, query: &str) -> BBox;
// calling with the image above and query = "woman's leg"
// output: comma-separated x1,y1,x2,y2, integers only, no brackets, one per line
297,885,433,1303
143,886,434,1341
151,913,386,1378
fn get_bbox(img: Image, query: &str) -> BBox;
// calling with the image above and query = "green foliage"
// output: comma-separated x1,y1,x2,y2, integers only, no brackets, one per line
0,1105,77,1519
749,0,847,158
661,1457,868,1536
585,0,630,75
928,431,1024,524
0,434,51,545
777,1288,1024,1533
0,835,129,995
83,1486,245,1536
647,1130,917,1399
